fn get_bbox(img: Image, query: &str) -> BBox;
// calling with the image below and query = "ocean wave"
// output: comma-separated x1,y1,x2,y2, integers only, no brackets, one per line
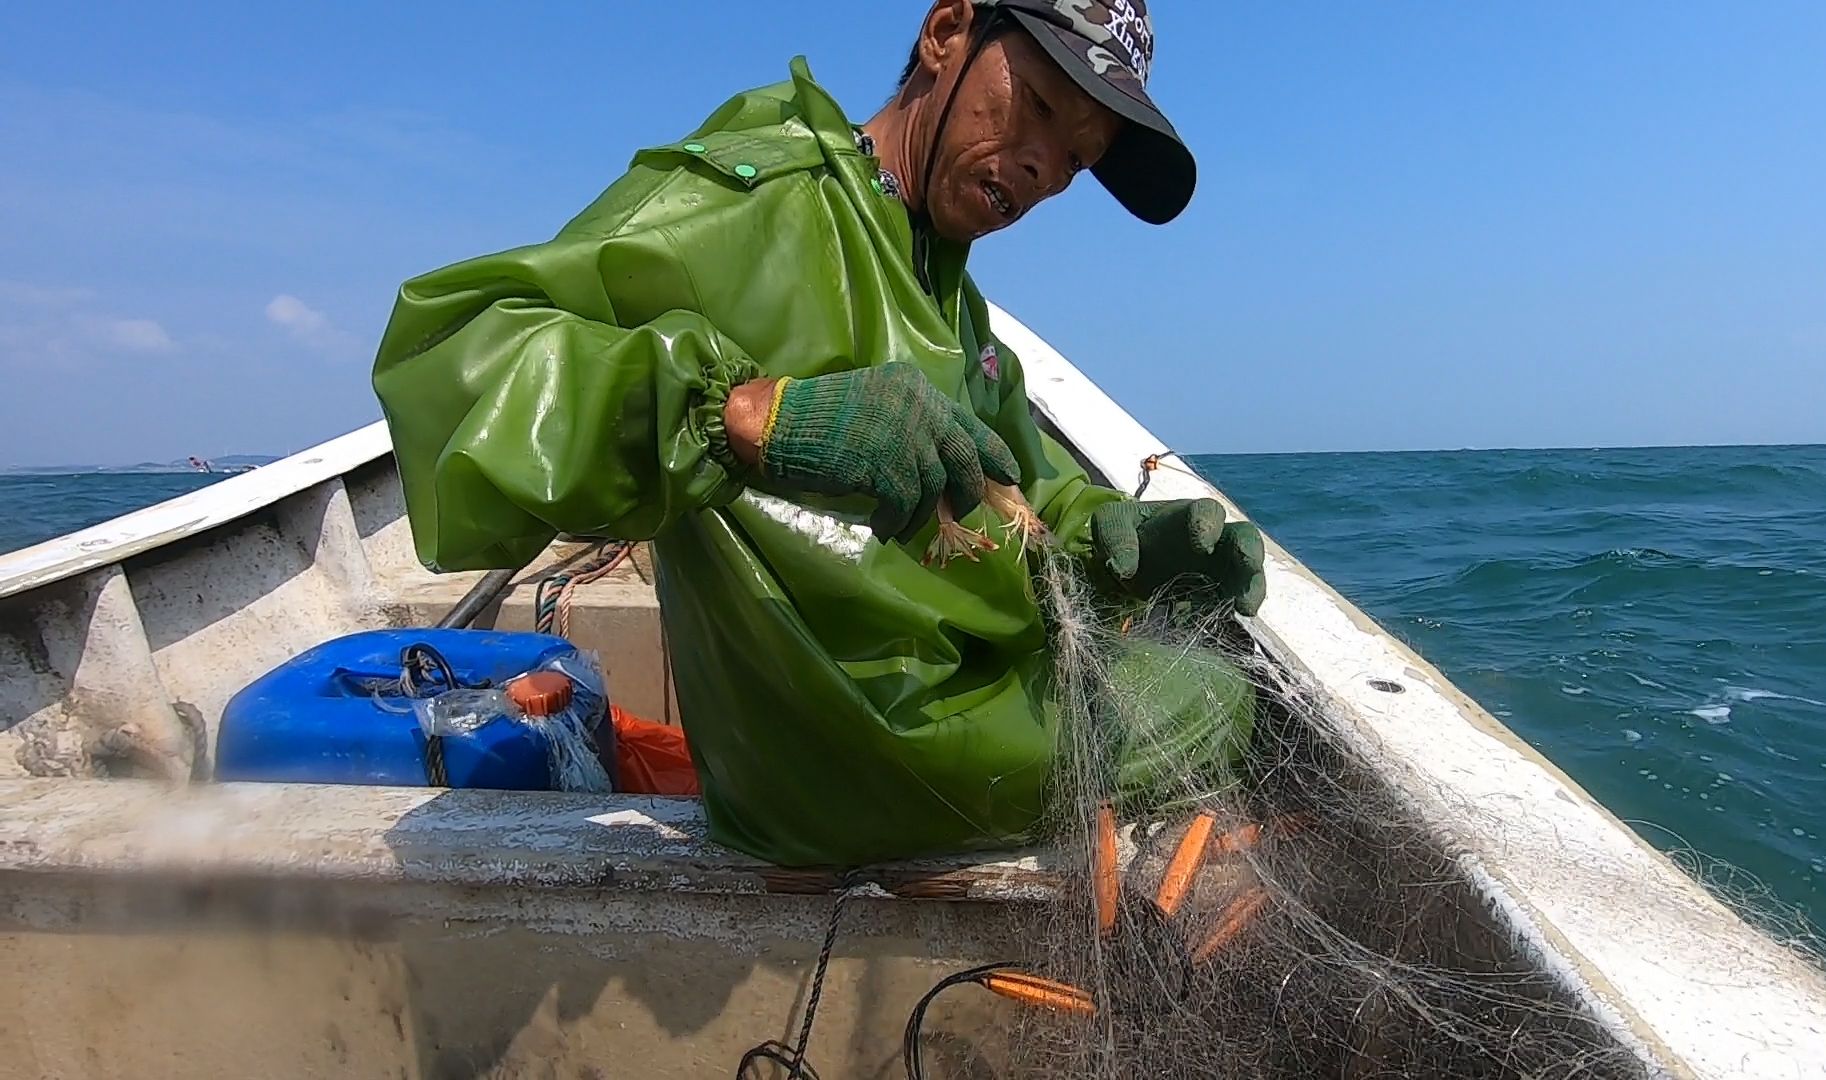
1503,457,1826,496
1192,444,1826,933
1406,547,1811,611
1723,685,1826,709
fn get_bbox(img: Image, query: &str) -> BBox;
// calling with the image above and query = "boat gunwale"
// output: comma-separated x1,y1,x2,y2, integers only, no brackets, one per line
0,778,1060,904
990,299,1826,1079
0,421,393,601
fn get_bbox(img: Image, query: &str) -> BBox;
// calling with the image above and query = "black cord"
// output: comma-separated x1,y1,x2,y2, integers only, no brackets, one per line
398,642,460,698
398,643,462,787
422,733,449,787
736,876,863,1079
1135,459,1154,498
898,900,1199,1078
737,1040,824,1080
902,962,1024,1080
908,6,1005,295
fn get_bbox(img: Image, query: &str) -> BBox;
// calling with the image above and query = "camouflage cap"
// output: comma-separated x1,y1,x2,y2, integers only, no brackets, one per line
982,0,1193,224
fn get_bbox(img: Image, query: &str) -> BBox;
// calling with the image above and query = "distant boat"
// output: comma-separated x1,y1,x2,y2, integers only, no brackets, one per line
186,456,259,475
0,302,1819,1078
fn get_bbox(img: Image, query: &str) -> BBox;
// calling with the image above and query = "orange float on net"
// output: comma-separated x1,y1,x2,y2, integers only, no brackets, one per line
1155,810,1217,917
1094,802,1119,935
982,971,1096,1016
1193,886,1271,964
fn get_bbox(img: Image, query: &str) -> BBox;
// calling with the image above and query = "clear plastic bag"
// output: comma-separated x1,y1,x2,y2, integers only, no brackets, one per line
415,689,509,737
409,648,615,794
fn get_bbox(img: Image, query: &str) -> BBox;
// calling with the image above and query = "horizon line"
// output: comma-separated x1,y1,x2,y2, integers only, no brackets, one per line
4,440,1823,474
1184,439,1826,457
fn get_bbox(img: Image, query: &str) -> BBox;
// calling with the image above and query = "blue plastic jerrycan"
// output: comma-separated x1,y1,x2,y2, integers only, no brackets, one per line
215,628,612,790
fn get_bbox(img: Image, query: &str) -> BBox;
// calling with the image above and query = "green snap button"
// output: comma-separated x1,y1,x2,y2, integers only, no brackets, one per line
734,164,758,179
683,142,706,153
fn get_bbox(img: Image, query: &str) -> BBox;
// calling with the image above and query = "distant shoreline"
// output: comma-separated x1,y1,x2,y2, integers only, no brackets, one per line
0,455,280,477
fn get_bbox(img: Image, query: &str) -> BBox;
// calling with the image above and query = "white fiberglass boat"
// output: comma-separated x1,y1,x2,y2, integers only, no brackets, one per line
0,304,1820,1079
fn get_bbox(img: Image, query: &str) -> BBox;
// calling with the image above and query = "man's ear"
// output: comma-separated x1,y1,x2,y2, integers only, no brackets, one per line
916,0,977,82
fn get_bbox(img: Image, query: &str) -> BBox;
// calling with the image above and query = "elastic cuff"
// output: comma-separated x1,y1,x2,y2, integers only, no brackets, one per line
698,356,763,477
703,408,738,471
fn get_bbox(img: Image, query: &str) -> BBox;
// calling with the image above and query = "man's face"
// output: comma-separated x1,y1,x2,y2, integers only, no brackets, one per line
924,22,1122,242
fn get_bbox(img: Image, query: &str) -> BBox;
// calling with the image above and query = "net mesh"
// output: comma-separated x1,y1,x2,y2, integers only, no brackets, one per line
907,546,1665,1079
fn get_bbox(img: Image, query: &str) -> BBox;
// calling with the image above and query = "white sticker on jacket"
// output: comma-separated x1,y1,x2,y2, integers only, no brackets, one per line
980,343,1001,382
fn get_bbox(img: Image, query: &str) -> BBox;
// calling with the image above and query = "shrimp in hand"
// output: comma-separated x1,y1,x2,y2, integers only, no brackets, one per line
982,481,1049,553
923,495,999,567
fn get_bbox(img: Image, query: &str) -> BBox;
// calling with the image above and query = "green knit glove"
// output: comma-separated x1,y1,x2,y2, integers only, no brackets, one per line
757,362,1021,544
1090,499,1267,616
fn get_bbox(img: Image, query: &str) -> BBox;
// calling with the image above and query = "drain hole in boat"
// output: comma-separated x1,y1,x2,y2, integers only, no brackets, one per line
1367,678,1405,694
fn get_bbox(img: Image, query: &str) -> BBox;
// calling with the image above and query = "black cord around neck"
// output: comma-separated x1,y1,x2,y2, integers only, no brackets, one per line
910,7,1003,294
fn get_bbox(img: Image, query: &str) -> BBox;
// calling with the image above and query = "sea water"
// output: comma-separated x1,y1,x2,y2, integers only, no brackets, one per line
1193,444,1826,936
3,446,1822,932
0,472,218,554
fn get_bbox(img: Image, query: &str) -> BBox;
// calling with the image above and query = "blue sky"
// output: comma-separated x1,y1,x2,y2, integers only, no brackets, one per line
2,3,1822,466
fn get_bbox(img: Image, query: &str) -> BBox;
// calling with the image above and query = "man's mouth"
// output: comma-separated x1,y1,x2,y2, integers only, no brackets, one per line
982,180,1016,221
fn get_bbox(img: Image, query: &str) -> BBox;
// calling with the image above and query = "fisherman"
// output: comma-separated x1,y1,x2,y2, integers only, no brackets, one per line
371,0,1265,866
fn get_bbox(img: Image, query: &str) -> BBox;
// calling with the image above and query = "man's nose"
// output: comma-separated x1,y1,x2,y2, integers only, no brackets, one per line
1016,145,1072,200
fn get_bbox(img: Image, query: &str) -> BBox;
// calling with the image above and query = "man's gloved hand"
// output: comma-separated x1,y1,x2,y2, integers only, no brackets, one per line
1090,498,1267,616
751,362,1020,543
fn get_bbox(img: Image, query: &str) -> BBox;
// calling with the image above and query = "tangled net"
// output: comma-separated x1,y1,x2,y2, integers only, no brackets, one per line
905,544,1659,1079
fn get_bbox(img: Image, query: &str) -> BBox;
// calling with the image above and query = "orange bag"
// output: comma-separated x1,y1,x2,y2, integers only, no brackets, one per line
610,705,700,796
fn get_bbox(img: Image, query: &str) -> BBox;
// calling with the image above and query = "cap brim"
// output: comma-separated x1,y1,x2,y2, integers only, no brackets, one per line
1005,9,1195,225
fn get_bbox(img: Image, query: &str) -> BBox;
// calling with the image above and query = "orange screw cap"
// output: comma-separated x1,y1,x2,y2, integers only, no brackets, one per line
505,671,573,716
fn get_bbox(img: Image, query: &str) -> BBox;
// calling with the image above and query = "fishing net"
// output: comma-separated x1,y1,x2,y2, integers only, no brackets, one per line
902,545,1656,1079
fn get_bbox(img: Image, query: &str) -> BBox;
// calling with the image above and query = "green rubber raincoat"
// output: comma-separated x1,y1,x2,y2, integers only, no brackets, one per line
372,57,1250,866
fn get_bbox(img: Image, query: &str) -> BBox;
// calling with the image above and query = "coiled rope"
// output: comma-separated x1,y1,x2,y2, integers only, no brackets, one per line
534,541,634,638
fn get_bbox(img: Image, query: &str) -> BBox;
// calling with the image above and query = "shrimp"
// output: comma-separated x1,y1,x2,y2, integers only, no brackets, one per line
983,481,1050,553
921,482,1049,568
923,494,999,567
